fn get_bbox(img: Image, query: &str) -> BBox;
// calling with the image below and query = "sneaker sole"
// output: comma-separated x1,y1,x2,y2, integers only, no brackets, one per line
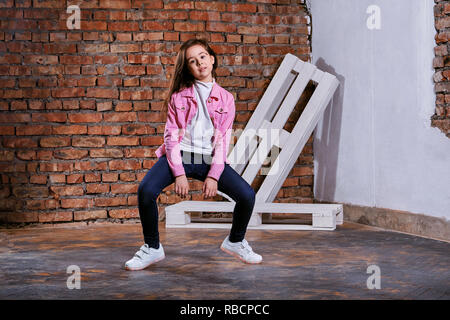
220,245,262,264
124,254,165,271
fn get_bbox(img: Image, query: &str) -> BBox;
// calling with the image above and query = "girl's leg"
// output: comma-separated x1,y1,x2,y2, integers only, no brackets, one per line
137,154,175,249
216,164,256,242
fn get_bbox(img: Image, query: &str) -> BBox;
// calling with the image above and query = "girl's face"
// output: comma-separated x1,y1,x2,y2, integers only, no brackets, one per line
185,44,215,82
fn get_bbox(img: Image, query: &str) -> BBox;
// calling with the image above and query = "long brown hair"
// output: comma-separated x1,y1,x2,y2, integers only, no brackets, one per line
163,38,218,113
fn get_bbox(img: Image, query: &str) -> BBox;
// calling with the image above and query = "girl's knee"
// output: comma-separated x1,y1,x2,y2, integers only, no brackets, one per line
238,186,255,203
138,180,159,200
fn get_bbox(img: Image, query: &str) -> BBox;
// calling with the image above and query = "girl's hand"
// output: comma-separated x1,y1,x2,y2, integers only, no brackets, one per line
175,175,189,198
203,177,218,199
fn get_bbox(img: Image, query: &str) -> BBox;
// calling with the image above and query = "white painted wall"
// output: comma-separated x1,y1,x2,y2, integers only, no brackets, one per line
311,0,450,220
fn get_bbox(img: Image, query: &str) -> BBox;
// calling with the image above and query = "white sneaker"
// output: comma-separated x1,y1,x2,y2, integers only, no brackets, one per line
220,236,262,264
124,243,165,271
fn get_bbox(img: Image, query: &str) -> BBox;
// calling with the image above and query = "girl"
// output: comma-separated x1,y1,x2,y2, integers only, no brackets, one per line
125,39,262,271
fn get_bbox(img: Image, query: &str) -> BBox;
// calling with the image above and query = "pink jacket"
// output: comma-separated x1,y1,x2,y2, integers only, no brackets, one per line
155,81,235,181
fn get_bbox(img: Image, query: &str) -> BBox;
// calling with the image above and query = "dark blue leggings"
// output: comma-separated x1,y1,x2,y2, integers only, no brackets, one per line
137,150,256,249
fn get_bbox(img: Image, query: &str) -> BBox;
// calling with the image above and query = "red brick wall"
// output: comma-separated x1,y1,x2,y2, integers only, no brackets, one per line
434,0,450,137
0,0,312,225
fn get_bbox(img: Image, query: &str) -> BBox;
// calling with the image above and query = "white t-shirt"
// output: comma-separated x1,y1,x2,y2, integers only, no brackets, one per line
179,78,216,155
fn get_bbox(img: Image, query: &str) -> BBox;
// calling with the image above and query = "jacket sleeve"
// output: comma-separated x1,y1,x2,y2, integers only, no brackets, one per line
164,94,186,177
207,93,235,181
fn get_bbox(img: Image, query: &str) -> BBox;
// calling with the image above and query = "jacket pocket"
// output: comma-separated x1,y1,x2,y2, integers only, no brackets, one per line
174,104,188,126
214,107,228,126
175,104,187,112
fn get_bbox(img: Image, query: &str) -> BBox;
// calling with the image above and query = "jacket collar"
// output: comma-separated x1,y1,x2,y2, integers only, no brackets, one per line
179,79,220,100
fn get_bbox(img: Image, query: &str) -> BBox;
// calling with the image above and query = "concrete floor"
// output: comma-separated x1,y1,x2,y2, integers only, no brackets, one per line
0,221,448,299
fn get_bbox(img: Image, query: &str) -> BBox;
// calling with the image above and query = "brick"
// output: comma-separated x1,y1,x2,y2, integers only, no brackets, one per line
108,21,139,31
86,88,119,99
206,22,236,33
227,3,257,12
16,150,37,161
72,136,106,147
16,125,52,136
52,87,85,98
2,137,37,149
109,159,140,170
237,25,266,34
12,186,49,198
53,149,89,160
74,161,108,171
5,212,38,223
43,43,76,54
84,172,101,183
95,55,120,64
40,137,71,147
0,163,26,173
194,1,226,11
120,90,153,100
110,43,140,53
74,210,108,221
25,199,47,210
122,124,154,135
40,162,74,172
86,153,110,168
99,0,131,9
0,54,21,64
132,0,163,9
103,112,137,122
50,174,67,184
0,113,31,123
174,22,204,32
140,136,163,146
39,211,73,222
79,43,110,53
110,183,138,194
86,184,110,194
107,136,140,146
121,65,146,76
50,186,84,197
60,55,94,65
190,11,221,21
292,166,314,176
0,150,14,161
31,112,67,123
94,196,127,207
52,125,87,135
60,198,93,209
68,113,103,123
120,172,136,181
102,173,119,182
109,208,139,218
88,125,122,135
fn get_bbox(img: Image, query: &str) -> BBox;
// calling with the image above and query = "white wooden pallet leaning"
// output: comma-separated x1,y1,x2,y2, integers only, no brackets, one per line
165,53,342,231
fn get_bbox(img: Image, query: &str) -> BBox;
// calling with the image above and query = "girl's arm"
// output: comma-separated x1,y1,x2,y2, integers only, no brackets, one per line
207,92,235,181
164,95,186,178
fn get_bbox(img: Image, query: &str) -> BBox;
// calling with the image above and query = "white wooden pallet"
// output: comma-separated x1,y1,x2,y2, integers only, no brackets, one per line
166,201,343,230
165,53,342,230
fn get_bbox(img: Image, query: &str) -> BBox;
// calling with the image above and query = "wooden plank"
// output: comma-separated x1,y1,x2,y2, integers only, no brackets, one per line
256,72,339,203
